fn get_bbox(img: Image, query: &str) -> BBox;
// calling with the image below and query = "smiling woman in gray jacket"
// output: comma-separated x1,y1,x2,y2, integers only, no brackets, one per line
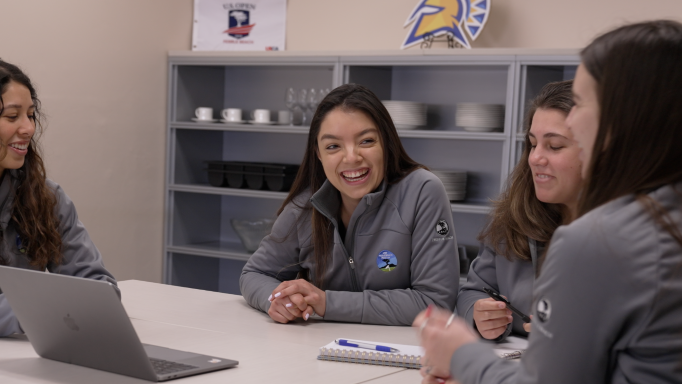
416,20,682,384
0,60,117,337
457,80,579,342
240,84,459,326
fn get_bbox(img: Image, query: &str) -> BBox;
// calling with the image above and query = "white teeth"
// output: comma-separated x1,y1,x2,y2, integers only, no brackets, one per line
9,143,28,150
537,174,549,179
342,169,368,180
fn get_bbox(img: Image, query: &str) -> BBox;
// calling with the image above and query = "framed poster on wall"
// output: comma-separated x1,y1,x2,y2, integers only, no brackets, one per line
192,0,286,51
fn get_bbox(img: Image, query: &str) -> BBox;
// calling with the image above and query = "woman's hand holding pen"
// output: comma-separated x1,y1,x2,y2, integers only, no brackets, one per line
472,298,512,340
523,314,533,333
268,279,326,322
413,307,478,383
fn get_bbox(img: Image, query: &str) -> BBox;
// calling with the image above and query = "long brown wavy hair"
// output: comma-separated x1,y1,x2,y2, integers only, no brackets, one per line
578,20,682,246
478,80,575,261
0,60,62,269
278,84,425,288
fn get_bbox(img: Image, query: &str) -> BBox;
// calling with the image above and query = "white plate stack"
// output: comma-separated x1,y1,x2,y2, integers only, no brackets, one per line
455,103,505,132
431,170,467,201
382,100,427,130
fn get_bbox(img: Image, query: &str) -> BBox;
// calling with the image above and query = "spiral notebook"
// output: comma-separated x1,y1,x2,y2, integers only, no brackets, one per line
317,339,424,369
317,336,528,369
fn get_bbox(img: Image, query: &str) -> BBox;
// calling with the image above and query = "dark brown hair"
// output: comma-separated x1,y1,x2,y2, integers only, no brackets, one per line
478,80,575,261
578,20,682,246
0,59,62,269
278,83,425,288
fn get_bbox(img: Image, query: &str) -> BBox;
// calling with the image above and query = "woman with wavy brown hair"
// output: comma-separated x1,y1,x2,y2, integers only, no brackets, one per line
416,20,682,384
456,80,580,342
0,59,117,337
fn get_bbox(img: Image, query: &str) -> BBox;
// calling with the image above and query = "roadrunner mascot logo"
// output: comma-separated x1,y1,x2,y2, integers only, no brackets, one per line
402,0,491,49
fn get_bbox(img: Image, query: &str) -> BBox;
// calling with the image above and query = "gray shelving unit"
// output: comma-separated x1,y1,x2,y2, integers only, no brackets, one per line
165,49,579,294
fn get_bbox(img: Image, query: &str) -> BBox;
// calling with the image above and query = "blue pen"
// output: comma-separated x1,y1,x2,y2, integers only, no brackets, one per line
335,339,400,353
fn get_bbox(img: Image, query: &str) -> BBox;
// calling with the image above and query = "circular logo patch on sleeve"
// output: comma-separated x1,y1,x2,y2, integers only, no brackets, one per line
537,299,552,322
376,250,398,272
436,220,449,235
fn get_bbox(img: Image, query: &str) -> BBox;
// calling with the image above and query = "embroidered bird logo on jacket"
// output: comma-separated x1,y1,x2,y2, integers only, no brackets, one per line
402,0,491,49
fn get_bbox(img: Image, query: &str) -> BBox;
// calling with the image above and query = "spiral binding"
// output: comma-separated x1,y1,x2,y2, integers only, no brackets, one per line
317,347,422,369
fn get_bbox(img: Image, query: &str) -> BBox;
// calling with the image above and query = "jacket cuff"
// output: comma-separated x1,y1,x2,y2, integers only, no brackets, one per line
324,290,363,323
450,341,505,383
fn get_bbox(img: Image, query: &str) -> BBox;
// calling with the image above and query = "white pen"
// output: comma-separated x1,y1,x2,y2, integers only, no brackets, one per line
335,339,400,353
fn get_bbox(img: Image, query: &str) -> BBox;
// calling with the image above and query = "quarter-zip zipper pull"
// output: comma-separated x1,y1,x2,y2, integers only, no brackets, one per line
348,257,355,269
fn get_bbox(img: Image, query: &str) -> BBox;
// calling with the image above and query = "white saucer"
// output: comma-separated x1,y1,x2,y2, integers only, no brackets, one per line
191,118,218,123
220,119,246,124
246,120,276,125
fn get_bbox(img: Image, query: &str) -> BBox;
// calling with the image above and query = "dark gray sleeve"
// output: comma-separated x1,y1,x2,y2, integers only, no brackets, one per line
47,182,119,297
0,295,22,337
240,204,304,313
456,244,512,341
449,220,641,383
325,177,459,325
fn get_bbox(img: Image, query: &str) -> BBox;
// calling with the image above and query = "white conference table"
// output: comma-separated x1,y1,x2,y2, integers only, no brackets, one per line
0,280,425,384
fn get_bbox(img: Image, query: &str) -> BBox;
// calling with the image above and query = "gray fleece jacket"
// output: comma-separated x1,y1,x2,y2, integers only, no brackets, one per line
457,239,543,341
240,169,459,325
450,182,682,384
0,172,118,336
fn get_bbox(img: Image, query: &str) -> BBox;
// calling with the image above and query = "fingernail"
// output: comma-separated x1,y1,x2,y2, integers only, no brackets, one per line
499,303,505,309
267,294,272,301
304,313,309,320
285,303,292,308
274,292,281,298
508,316,513,321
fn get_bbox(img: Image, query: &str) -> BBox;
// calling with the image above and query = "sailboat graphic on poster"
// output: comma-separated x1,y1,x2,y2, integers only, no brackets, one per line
402,0,492,49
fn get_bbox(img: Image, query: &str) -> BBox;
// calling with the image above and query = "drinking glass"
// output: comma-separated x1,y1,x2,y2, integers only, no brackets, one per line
284,87,297,125
297,88,308,125
307,88,318,118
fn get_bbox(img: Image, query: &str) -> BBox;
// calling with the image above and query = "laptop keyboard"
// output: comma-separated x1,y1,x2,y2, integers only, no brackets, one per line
150,358,198,375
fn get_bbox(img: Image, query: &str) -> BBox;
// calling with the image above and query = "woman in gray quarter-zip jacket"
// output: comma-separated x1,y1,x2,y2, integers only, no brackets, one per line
240,84,459,326
457,80,580,342
0,60,117,337
416,20,682,384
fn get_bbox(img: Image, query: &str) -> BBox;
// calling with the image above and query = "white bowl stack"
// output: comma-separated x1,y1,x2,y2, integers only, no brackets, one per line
431,170,467,201
455,103,505,132
382,100,427,130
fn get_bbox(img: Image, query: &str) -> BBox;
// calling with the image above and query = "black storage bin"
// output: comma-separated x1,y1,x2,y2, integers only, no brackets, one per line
206,161,229,187
263,164,300,191
225,162,247,188
244,165,265,190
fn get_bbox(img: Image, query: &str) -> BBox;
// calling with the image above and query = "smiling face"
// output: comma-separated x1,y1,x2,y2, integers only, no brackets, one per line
528,108,583,217
0,81,35,174
566,64,600,179
317,107,385,212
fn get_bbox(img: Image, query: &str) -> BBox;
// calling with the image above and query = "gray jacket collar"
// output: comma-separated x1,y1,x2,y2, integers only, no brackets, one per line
309,178,387,234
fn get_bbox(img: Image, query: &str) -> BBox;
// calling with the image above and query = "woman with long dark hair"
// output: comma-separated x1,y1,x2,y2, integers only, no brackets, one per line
457,80,581,342
241,84,459,326
0,60,117,337
415,20,682,383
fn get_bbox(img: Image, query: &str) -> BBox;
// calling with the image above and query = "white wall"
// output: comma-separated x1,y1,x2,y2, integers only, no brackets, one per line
287,0,682,50
0,1,192,282
0,0,679,283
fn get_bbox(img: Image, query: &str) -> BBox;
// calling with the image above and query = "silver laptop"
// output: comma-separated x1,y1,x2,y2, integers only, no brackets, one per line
0,266,238,381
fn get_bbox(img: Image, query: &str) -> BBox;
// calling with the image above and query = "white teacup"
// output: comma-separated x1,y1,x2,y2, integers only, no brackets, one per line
251,109,271,123
277,110,291,125
195,107,213,121
222,108,242,122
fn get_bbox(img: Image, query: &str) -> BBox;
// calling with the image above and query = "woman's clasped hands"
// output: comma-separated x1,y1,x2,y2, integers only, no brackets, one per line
414,306,479,384
267,279,326,323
